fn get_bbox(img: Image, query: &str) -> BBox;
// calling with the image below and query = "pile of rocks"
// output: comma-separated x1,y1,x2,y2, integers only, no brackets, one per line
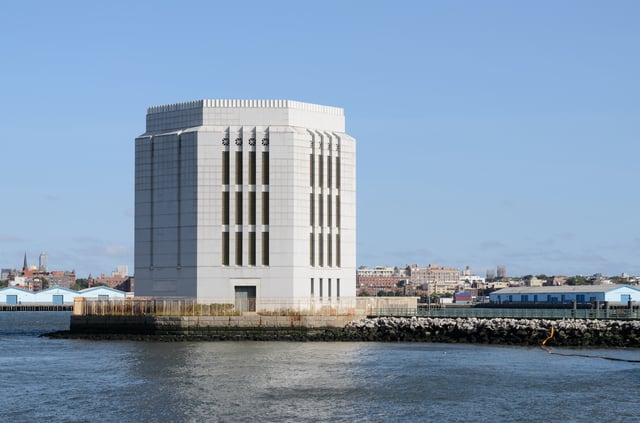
341,317,640,346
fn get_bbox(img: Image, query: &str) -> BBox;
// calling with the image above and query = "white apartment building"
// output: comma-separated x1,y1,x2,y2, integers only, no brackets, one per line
135,100,356,309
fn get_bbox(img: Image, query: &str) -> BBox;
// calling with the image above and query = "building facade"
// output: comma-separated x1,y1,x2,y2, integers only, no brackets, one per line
135,100,356,308
407,264,460,285
0,286,126,305
356,266,408,291
490,285,640,305
38,252,48,272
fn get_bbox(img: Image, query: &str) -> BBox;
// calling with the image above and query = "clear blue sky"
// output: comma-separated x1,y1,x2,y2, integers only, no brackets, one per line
1,1,638,278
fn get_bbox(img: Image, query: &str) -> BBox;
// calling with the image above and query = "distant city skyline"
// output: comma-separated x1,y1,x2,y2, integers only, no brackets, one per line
1,1,639,277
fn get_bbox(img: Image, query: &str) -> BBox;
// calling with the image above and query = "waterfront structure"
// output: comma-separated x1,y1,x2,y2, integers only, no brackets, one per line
134,99,356,308
79,286,129,299
33,287,80,304
0,286,126,305
490,284,640,305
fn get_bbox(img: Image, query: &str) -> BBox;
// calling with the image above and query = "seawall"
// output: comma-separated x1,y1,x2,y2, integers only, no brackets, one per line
45,315,640,346
342,317,640,347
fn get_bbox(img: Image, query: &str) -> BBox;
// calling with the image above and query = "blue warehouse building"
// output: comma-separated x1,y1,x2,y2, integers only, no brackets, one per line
0,286,126,305
490,284,640,305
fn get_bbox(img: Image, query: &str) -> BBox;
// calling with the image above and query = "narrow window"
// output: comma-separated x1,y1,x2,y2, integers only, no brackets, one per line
262,151,269,185
336,234,340,268
222,192,230,225
336,156,340,189
336,194,340,228
319,234,324,267
327,233,332,267
310,194,314,226
249,191,256,225
337,279,340,297
222,232,229,266
222,151,229,185
319,278,323,298
310,154,314,187
309,233,315,266
327,195,332,227
235,231,242,266
310,278,314,296
235,192,242,225
235,151,243,185
328,156,332,188
248,232,256,266
249,151,256,185
262,232,269,266
319,155,323,187
318,194,323,227
262,192,269,225
328,278,332,298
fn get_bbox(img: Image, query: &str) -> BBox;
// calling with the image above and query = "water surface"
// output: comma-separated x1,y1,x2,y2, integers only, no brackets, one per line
1,312,638,422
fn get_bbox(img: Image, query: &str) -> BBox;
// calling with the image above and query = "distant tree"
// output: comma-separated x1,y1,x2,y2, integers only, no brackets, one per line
609,276,627,284
71,278,89,291
566,276,589,286
0,280,8,288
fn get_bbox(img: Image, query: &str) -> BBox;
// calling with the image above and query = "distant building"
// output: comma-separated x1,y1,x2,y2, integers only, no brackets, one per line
525,276,544,287
454,292,473,304
0,286,126,305
486,269,496,280
497,265,506,280
459,274,486,288
1,268,14,281
88,266,133,290
490,285,640,305
462,266,472,277
114,265,129,277
407,264,460,285
49,271,77,289
38,252,48,272
89,273,127,289
356,266,407,292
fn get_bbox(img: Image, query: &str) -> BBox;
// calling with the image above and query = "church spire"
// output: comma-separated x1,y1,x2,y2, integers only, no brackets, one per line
23,252,28,272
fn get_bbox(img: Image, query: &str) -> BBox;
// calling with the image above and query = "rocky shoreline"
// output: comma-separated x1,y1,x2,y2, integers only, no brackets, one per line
341,317,640,346
46,316,640,346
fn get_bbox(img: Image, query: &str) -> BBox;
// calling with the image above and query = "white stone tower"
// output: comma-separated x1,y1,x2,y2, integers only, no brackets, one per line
134,100,356,309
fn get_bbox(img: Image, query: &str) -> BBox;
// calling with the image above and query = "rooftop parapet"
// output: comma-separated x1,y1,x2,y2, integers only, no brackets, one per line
144,99,346,134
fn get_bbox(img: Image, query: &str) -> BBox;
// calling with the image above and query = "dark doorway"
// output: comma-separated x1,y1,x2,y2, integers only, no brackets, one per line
235,286,256,312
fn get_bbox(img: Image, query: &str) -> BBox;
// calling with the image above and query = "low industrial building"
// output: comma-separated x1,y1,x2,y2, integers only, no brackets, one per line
490,284,640,305
0,286,126,305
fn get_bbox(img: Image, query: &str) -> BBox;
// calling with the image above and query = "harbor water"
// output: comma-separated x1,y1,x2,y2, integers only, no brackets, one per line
1,312,639,422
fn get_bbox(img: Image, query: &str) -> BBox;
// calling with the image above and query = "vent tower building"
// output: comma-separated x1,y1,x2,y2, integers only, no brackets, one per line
135,100,356,309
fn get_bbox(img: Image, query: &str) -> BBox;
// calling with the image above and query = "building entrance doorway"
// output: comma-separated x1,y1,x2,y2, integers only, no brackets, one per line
235,286,256,312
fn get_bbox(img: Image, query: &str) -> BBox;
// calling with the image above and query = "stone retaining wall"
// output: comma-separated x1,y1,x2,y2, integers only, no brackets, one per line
69,314,353,334
59,315,640,346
